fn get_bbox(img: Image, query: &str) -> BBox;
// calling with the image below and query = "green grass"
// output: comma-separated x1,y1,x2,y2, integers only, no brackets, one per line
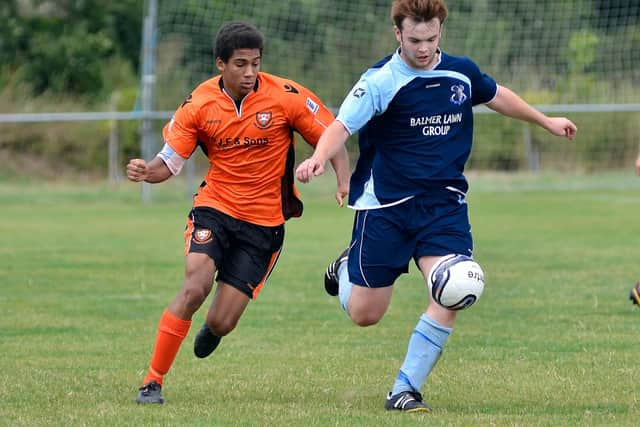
1,173,640,426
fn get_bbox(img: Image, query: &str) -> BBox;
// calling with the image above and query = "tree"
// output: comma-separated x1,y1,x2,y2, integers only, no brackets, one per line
0,0,143,98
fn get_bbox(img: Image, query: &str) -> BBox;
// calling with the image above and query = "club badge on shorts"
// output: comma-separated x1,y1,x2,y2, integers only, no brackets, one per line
193,228,213,244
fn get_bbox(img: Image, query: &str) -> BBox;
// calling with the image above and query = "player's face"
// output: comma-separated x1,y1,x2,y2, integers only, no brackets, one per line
216,48,261,100
395,17,442,70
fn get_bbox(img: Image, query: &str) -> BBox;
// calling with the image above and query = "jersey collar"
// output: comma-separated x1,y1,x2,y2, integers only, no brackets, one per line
395,47,443,72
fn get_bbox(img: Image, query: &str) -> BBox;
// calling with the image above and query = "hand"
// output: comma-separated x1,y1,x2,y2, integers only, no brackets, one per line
335,181,349,207
295,156,326,183
126,158,149,182
545,117,577,140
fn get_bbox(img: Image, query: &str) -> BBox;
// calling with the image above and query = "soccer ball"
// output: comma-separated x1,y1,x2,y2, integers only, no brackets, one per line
427,254,485,310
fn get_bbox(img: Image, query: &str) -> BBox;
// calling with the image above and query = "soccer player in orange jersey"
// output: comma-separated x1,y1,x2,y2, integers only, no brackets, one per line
127,21,350,404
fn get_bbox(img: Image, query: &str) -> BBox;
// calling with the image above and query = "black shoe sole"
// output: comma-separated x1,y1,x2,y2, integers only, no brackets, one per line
136,382,164,404
324,248,349,296
384,391,432,412
324,271,339,296
136,395,164,404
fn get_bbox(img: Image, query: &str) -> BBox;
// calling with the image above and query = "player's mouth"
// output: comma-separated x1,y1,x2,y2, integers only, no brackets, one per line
240,81,255,90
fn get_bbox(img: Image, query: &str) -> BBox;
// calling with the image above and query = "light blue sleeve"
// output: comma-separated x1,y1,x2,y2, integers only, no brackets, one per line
336,77,383,135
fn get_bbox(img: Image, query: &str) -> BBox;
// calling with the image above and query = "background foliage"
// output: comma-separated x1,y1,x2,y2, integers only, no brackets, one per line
0,0,141,98
0,0,639,177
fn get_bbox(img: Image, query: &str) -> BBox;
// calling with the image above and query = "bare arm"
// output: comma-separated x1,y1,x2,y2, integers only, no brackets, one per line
487,85,577,140
636,152,640,176
328,144,350,206
296,121,351,183
126,156,173,183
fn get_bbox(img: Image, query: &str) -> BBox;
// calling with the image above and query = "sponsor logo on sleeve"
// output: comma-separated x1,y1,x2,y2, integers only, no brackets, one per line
352,87,366,98
306,97,319,114
283,83,299,94
180,94,193,108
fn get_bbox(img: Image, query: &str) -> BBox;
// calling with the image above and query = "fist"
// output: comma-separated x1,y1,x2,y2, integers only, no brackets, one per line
126,159,148,182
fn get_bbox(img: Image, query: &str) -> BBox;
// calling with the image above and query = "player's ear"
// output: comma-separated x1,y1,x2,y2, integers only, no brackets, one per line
215,57,225,73
393,26,402,43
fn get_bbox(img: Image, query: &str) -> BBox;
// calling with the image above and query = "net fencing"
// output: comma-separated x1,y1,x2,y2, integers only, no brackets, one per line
152,0,640,172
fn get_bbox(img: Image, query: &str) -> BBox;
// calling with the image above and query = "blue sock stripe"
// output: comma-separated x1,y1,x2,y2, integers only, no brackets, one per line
420,313,453,335
396,371,412,388
412,329,442,350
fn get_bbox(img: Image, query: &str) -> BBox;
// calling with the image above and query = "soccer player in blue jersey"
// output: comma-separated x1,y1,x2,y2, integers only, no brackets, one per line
296,0,577,413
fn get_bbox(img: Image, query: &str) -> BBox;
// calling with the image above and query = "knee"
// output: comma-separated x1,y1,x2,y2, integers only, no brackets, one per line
206,316,237,337
179,286,208,313
349,309,382,327
347,296,388,327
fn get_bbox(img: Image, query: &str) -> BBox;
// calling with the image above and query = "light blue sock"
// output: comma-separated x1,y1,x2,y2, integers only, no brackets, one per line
392,313,452,395
337,262,353,314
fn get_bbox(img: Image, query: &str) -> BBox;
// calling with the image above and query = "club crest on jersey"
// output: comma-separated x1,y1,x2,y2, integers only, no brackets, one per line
254,111,273,129
193,228,212,244
450,85,468,105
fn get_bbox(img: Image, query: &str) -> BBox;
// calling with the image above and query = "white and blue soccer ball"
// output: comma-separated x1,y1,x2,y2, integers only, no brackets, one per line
427,254,485,310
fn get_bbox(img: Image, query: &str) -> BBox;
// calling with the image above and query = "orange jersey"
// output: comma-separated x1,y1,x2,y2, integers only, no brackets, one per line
162,72,334,226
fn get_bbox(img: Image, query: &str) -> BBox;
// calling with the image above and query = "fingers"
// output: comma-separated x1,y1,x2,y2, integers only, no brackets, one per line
295,158,325,183
550,118,577,140
564,127,574,139
313,163,326,177
335,190,348,207
565,120,578,140
295,160,312,183
126,159,148,182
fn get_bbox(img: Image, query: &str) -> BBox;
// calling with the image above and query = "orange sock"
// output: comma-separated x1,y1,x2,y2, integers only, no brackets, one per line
143,308,192,385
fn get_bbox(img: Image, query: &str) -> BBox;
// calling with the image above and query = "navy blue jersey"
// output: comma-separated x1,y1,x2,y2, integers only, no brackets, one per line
336,49,497,209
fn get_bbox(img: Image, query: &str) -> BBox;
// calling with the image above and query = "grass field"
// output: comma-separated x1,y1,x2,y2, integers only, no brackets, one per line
1,173,640,426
